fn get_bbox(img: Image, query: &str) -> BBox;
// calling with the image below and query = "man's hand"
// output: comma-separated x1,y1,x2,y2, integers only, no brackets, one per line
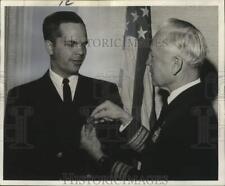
80,124,104,161
91,100,132,125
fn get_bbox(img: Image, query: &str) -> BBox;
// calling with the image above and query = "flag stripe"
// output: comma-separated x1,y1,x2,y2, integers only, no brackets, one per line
119,6,154,142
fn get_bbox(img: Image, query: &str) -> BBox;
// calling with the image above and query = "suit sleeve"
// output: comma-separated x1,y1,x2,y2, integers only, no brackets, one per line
120,118,150,153
96,118,151,180
97,156,141,180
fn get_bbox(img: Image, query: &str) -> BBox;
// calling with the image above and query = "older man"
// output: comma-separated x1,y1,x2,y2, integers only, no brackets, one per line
81,18,218,180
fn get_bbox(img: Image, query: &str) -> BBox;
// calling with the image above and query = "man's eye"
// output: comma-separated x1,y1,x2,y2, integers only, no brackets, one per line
64,41,87,48
65,42,76,47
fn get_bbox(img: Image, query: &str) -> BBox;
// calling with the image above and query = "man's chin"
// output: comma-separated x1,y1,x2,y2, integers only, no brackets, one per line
71,64,82,74
71,70,79,75
67,68,80,76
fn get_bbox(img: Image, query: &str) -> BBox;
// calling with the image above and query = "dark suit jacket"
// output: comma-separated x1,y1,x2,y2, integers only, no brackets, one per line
139,82,218,180
4,71,123,180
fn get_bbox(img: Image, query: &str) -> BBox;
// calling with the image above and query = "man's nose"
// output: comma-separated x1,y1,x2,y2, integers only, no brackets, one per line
74,44,85,55
146,65,152,73
146,62,152,73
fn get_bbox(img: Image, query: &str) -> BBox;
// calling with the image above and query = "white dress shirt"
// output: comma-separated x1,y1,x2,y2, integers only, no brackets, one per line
49,69,78,101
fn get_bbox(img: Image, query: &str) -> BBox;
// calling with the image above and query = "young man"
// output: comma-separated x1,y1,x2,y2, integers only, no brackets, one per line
4,11,122,180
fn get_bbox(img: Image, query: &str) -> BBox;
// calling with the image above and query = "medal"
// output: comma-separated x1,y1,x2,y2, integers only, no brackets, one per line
152,127,162,143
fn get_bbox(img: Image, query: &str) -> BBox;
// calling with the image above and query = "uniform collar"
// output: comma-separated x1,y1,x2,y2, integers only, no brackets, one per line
167,78,201,104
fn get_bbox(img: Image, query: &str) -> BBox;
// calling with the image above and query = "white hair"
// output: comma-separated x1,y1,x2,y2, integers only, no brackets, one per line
154,18,207,67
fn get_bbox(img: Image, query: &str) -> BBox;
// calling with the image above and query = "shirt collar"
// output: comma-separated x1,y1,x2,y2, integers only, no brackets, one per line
49,68,78,86
167,78,201,104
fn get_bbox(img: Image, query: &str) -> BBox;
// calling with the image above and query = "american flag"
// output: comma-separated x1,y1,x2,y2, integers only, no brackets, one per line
119,6,155,141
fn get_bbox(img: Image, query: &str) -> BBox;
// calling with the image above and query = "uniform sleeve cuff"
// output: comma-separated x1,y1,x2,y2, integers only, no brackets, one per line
119,117,133,132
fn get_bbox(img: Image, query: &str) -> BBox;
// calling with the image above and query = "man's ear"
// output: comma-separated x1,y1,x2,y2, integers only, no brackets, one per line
45,40,54,55
171,56,183,75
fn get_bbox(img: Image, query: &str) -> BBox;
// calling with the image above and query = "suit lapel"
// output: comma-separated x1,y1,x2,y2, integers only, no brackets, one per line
39,71,63,104
40,72,94,106
73,75,93,105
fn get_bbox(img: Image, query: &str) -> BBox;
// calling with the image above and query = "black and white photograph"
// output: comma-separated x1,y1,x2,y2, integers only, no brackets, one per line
0,0,224,185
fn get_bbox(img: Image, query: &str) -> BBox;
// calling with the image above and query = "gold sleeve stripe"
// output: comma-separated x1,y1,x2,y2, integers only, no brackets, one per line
111,161,120,178
111,161,133,180
134,130,149,152
126,125,149,152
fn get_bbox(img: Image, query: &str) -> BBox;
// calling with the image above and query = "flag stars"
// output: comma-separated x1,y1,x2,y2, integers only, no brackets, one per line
141,7,149,17
131,11,139,22
138,26,148,39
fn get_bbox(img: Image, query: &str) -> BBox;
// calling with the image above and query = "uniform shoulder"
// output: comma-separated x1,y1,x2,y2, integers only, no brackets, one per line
7,75,45,96
79,74,118,87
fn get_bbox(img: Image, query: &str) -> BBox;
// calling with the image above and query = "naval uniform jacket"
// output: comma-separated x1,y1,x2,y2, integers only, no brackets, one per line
101,82,218,180
4,71,123,180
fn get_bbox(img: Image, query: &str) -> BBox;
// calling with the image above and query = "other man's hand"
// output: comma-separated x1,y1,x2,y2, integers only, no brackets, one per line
91,100,132,125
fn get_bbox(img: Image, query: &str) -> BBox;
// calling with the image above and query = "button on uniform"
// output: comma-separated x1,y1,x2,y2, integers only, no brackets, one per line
56,152,63,158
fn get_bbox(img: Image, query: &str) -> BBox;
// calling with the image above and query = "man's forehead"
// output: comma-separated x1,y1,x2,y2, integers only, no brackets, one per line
59,22,85,29
59,23,86,34
62,36,87,42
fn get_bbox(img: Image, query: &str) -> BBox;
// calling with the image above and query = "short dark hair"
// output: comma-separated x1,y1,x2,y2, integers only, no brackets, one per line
43,11,86,42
